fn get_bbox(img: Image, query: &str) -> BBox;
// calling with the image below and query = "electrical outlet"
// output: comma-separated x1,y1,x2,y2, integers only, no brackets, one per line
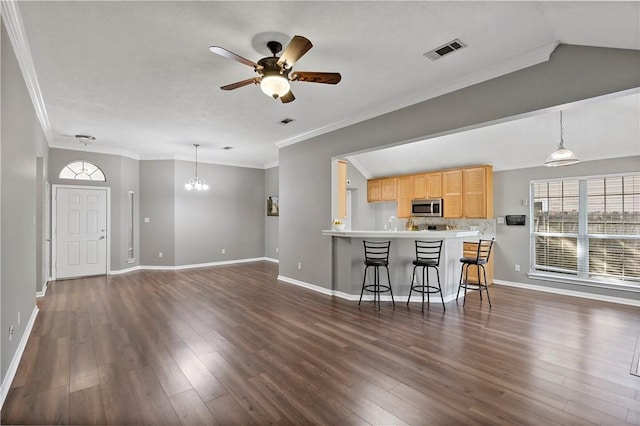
221,248,226,254
514,264,520,272
9,325,14,341
276,247,279,253
297,262,302,270
144,217,150,223
158,252,163,258
17,311,21,325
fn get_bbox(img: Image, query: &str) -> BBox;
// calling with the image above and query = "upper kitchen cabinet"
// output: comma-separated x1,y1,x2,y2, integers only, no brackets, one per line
397,176,413,218
427,172,442,198
412,174,427,199
367,177,397,202
443,166,493,218
463,166,493,218
443,170,463,218
442,166,493,219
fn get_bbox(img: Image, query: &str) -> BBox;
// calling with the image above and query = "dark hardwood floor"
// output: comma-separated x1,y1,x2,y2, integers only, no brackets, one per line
2,261,639,425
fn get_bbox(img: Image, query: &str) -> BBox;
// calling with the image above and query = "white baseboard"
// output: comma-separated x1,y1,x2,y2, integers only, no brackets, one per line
107,257,276,274
1,306,39,409
494,279,640,307
36,280,48,298
109,265,142,275
264,257,279,263
277,275,460,303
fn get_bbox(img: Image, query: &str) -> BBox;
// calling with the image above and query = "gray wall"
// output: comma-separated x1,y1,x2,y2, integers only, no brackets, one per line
494,156,640,299
139,160,175,266
346,162,376,230
48,148,140,271
265,166,279,260
174,160,265,265
1,20,49,382
279,44,640,299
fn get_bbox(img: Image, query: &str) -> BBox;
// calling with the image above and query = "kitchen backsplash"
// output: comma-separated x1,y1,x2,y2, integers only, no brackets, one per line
409,217,496,239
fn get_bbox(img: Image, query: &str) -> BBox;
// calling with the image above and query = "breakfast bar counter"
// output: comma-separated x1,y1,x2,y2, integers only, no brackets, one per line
322,229,479,303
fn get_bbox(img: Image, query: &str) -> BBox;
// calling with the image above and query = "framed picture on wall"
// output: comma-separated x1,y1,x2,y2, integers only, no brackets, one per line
267,196,279,216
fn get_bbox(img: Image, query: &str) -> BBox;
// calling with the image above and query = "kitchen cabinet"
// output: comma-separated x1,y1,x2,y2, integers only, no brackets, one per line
381,178,397,201
336,160,347,219
462,241,494,285
463,166,493,218
412,174,427,199
367,166,492,219
443,170,463,218
427,172,442,198
367,179,381,202
397,176,413,218
367,177,397,202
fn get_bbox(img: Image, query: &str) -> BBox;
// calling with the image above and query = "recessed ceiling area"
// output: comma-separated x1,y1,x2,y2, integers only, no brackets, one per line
346,92,640,177
14,2,640,168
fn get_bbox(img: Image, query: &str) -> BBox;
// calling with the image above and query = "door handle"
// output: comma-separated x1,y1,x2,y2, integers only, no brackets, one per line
98,235,105,240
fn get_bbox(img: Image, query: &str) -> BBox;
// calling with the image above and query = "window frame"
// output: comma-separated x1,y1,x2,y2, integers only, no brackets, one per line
529,171,640,291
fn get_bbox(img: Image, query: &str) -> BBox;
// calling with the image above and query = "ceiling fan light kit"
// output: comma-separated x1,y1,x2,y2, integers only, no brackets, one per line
545,110,580,167
210,35,341,103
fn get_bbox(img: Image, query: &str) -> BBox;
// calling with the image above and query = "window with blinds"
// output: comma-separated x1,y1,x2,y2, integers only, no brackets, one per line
531,173,640,285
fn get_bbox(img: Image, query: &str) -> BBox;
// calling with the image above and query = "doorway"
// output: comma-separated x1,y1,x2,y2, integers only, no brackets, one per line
52,185,110,279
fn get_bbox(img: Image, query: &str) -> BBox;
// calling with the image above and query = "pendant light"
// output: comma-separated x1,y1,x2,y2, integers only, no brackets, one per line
545,110,580,167
184,144,209,191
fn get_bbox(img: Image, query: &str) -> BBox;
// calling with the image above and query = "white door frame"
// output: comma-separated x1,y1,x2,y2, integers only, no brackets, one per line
52,184,111,280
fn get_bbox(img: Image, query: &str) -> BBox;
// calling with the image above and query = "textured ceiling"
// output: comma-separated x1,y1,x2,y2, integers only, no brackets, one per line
16,1,640,168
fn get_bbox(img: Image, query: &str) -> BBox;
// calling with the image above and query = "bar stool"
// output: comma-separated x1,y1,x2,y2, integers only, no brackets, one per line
456,238,495,307
407,240,445,312
359,240,395,311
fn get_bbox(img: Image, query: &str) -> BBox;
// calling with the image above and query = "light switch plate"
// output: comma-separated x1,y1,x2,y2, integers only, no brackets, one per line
144,217,150,223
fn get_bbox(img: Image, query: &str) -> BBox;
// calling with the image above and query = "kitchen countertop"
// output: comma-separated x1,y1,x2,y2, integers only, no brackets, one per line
322,229,479,239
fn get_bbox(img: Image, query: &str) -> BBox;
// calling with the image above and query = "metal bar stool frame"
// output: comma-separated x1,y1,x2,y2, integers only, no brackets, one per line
456,238,495,308
359,240,395,311
407,240,445,312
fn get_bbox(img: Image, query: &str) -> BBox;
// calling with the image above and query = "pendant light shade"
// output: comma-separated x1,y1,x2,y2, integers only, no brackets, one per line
184,144,209,191
545,110,580,167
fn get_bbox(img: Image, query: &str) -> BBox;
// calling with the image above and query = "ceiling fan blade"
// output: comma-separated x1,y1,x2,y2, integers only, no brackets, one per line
290,71,342,85
220,77,261,90
280,91,295,103
209,46,262,69
277,36,313,69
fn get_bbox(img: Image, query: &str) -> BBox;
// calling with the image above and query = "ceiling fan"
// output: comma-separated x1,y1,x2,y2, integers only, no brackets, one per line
209,35,341,103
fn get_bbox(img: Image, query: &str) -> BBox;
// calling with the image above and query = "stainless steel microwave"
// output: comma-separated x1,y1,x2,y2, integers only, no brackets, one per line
411,198,443,217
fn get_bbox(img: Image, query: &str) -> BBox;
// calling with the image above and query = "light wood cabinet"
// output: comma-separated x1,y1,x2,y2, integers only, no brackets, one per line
367,179,381,202
336,160,347,219
412,174,427,199
462,241,494,285
367,177,397,202
366,166,492,219
443,170,463,218
463,166,493,218
397,176,413,218
397,176,412,199
427,172,442,198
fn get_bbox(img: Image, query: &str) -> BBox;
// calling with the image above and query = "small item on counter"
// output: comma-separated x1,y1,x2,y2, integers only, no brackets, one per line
332,218,345,231
406,219,413,231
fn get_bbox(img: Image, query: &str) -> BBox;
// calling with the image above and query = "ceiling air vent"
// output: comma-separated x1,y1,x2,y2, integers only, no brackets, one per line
423,39,466,61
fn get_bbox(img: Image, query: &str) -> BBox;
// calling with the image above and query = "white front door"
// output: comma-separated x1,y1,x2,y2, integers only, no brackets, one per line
55,187,108,279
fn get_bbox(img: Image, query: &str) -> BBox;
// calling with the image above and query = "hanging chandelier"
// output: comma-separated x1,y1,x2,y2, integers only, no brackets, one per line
545,110,580,167
184,144,209,191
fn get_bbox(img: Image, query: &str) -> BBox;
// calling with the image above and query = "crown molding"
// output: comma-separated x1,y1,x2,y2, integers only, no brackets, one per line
1,0,54,146
275,41,559,149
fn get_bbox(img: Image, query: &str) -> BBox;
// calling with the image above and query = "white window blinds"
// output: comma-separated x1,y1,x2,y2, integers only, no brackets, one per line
531,173,640,285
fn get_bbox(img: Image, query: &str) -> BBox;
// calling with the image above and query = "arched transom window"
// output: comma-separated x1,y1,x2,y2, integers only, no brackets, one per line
59,161,106,181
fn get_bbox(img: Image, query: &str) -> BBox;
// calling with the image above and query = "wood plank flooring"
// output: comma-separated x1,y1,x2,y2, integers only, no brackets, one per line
2,261,639,425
